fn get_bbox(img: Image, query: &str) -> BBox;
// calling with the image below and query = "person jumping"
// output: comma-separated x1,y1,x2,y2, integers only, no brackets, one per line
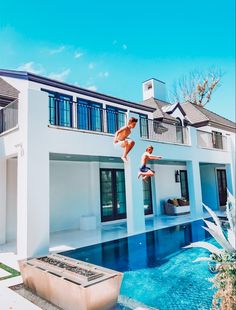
113,117,138,162
138,146,162,181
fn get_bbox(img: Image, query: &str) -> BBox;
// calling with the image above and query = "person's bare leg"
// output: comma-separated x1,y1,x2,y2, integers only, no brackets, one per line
138,171,143,178
142,175,149,182
121,140,135,162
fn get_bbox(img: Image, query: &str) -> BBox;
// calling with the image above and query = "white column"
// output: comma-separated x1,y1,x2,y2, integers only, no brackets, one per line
17,149,49,258
124,112,145,234
186,160,203,218
0,158,6,244
89,161,101,224
17,89,50,258
225,164,235,196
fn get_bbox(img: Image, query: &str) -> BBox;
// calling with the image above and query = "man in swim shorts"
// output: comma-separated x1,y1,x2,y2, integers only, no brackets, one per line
113,117,138,162
138,146,162,181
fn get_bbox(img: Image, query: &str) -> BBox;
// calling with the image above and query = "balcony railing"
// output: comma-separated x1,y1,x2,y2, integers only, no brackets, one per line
140,118,189,145
197,130,227,150
0,99,18,134
49,98,127,134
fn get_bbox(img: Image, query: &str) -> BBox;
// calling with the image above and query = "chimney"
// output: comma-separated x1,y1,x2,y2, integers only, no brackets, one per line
142,78,166,101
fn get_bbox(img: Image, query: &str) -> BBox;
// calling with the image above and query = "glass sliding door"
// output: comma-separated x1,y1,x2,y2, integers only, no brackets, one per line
143,178,153,215
180,170,189,200
90,103,103,132
106,105,126,134
217,169,227,206
100,170,113,219
139,114,149,138
100,169,126,222
58,94,73,127
47,92,72,127
77,98,102,131
115,170,126,216
77,99,89,130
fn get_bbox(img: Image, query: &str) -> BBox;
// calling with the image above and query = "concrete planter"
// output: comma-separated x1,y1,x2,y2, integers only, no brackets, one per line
19,254,123,310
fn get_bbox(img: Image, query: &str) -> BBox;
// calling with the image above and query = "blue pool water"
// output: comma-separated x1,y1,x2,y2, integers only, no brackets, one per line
62,220,215,310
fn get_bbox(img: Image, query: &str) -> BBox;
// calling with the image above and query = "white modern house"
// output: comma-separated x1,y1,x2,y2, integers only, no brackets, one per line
0,70,235,259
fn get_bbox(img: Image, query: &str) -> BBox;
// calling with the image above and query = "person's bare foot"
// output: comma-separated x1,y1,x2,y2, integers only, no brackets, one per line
121,156,128,163
142,176,148,183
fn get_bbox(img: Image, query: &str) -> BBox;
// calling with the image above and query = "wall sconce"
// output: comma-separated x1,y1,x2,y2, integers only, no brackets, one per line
175,170,180,183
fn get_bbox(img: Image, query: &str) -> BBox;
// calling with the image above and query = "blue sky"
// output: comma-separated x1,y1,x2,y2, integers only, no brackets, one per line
0,0,235,121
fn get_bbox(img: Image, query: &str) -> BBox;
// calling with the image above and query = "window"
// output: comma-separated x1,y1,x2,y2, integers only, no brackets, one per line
106,105,126,134
180,170,189,200
48,92,73,127
176,118,184,143
217,169,227,206
139,114,149,138
212,131,223,149
77,98,103,132
100,169,126,222
143,178,153,215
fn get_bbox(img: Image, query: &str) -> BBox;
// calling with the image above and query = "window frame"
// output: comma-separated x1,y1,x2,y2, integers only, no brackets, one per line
100,168,127,222
106,105,127,134
180,170,189,200
47,91,73,127
143,178,153,215
212,131,223,149
77,97,103,132
139,113,149,139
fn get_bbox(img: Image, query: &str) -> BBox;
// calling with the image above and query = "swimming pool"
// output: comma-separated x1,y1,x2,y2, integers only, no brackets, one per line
62,220,215,309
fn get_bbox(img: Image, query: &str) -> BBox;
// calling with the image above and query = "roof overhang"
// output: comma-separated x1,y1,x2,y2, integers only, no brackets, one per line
0,69,155,113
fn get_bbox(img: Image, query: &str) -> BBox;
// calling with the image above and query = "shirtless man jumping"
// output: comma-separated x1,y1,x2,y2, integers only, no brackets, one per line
138,146,162,181
113,117,138,162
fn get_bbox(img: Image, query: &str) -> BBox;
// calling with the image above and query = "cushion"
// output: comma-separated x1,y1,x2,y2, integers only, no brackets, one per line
172,199,179,206
177,198,189,206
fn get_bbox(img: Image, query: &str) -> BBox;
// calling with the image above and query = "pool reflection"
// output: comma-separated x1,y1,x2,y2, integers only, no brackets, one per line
62,219,209,272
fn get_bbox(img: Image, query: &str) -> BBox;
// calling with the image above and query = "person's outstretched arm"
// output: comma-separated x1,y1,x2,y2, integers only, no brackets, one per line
147,155,162,160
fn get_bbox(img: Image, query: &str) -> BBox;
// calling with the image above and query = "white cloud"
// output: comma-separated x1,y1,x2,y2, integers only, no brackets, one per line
74,51,83,59
48,69,70,81
122,44,128,50
17,61,44,74
86,85,97,91
98,71,109,78
88,62,95,69
49,45,65,55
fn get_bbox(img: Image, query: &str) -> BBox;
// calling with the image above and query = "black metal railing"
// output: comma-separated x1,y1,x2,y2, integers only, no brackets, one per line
49,98,127,134
140,118,189,144
0,99,18,134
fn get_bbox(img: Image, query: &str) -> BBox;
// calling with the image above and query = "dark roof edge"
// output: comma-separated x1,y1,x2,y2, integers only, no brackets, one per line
167,103,186,116
192,120,236,132
0,69,155,112
142,78,165,84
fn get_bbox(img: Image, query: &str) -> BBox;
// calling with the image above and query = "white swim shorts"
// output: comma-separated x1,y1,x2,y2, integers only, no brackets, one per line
113,140,125,148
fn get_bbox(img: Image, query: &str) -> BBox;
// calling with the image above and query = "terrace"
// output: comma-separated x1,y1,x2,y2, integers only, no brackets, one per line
0,99,18,135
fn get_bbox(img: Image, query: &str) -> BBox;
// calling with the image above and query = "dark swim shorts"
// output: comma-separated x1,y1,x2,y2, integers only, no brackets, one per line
140,165,151,172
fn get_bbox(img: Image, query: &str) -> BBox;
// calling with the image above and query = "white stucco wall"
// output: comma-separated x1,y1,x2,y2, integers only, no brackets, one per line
6,158,17,241
50,161,92,232
200,164,222,211
153,164,187,215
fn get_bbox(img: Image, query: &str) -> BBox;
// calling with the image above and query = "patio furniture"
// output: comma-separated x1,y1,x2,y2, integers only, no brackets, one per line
164,198,190,215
